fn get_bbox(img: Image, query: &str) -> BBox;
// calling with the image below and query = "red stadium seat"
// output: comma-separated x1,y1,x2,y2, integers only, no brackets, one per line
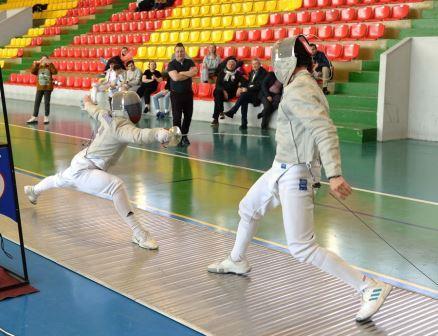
325,44,343,60
316,44,326,53
137,21,146,31
98,23,106,33
288,27,302,37
122,22,130,32
341,44,359,61
59,61,67,71
22,74,30,84
242,64,252,75
346,0,360,6
145,21,154,30
82,77,91,89
358,7,374,21
216,47,224,58
74,77,82,89
317,0,331,7
140,11,148,20
264,46,272,60
89,62,97,72
110,35,117,45
74,49,81,58
53,48,61,57
156,10,165,19
318,25,333,40
341,8,357,22
87,35,94,44
67,48,75,58
66,61,74,71
29,75,36,85
118,35,126,44
248,30,261,42
237,46,250,59
66,77,75,87
274,28,288,40
223,46,236,58
15,74,23,84
148,11,156,19
269,13,282,25
310,10,325,24
114,23,121,32
118,13,126,22
95,35,102,44
303,0,317,8
89,48,96,58
302,26,317,40
96,48,104,57
250,46,264,59
154,21,162,30
197,83,212,99
260,29,274,42
362,0,377,4
103,48,112,58
374,6,392,20
283,12,297,25
102,35,110,44
81,61,90,72
331,0,345,6
333,24,350,40
350,23,368,39
111,13,118,22
235,30,248,42
164,8,172,17
392,5,409,20
325,9,340,23
74,61,82,72
106,23,114,32
97,63,105,72
199,47,208,58
128,2,136,11
133,34,142,43
368,23,385,39
133,12,140,21
81,49,89,58
57,76,66,87
73,36,81,45
297,11,311,24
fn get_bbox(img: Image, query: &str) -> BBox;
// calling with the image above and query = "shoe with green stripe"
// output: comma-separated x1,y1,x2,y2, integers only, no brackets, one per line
356,281,392,322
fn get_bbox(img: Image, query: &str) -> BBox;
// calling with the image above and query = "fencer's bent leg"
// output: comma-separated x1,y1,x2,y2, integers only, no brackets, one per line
230,169,280,261
278,165,371,291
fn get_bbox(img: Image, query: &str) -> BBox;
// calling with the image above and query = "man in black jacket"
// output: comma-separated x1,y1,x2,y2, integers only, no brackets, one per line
258,71,283,130
211,59,246,126
224,58,267,130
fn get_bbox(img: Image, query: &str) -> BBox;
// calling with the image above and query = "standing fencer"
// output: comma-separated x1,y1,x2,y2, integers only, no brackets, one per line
24,91,172,250
208,36,392,322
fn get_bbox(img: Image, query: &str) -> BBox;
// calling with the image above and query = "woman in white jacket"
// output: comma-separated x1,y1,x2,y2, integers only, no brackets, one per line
208,36,392,323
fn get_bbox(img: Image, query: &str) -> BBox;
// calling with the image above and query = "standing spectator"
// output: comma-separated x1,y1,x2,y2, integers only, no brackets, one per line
152,73,171,119
211,59,246,126
201,44,221,83
224,58,267,130
27,55,58,124
167,43,197,147
121,60,142,92
103,47,133,71
258,71,283,130
310,44,332,95
137,61,162,114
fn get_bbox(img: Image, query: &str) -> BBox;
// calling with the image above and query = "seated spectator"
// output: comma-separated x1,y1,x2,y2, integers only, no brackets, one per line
216,56,244,76
136,0,154,12
103,47,133,71
310,44,332,95
121,60,142,92
258,71,283,130
152,73,171,119
136,61,162,114
211,59,246,126
201,44,221,83
224,58,267,130
153,0,174,10
91,62,124,107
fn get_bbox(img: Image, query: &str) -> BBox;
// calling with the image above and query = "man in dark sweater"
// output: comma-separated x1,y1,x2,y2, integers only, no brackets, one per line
224,58,267,130
258,71,283,130
211,59,246,126
167,43,197,146
310,44,332,95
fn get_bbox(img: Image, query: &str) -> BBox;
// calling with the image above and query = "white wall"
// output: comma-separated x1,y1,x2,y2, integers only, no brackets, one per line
378,37,438,142
0,8,33,46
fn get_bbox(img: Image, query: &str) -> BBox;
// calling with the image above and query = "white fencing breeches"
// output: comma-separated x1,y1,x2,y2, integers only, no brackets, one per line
33,152,144,233
230,161,371,292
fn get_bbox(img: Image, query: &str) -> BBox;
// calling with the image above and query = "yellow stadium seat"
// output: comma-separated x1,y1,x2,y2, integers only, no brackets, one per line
191,6,200,16
211,31,222,43
220,3,231,14
223,30,234,42
150,32,160,44
172,7,182,17
200,5,210,16
257,13,269,26
181,7,190,17
166,46,174,59
189,31,200,43
161,19,172,30
231,3,241,14
243,2,254,12
0,50,3,58
28,28,34,36
245,15,257,27
180,18,190,29
210,4,220,16
200,17,211,29
278,0,301,11
211,16,222,28
265,0,277,11
191,17,201,29
182,0,192,5
135,47,147,58
200,0,210,4
147,46,157,58
155,62,164,72
200,30,211,43
233,15,245,28
134,61,143,70
142,62,149,72
169,32,179,44
221,16,232,27
187,46,199,59
154,46,166,59
0,61,4,68
171,19,180,30
190,0,200,5
180,31,190,43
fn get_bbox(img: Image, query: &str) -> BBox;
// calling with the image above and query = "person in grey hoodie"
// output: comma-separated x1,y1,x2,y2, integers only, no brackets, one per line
208,36,392,323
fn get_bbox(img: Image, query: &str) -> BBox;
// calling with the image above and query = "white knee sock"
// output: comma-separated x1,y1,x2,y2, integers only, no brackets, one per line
34,175,58,194
113,188,146,236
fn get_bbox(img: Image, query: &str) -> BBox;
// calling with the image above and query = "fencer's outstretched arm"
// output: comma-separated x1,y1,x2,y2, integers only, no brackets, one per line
83,97,106,121
115,123,163,145
288,81,342,178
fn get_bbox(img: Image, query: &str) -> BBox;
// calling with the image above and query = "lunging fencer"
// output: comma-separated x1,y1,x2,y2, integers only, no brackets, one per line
207,36,392,322
24,91,179,250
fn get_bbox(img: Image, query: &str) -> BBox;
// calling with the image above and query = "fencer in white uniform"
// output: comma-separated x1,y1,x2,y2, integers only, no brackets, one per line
207,36,392,322
24,91,171,249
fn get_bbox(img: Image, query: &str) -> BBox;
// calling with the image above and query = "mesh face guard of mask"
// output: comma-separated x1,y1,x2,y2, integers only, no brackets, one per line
111,91,142,124
271,35,313,85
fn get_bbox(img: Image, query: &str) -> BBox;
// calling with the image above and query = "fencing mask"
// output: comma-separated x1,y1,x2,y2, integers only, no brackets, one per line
111,91,142,124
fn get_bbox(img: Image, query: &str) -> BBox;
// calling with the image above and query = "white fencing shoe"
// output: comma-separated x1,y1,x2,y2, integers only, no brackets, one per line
132,230,158,250
24,186,38,205
356,281,392,322
44,116,50,124
207,255,251,275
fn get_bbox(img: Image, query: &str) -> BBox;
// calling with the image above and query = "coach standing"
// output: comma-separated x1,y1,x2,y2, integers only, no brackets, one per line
167,43,197,147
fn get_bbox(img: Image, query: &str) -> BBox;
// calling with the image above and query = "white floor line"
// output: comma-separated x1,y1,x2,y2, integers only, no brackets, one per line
9,123,438,206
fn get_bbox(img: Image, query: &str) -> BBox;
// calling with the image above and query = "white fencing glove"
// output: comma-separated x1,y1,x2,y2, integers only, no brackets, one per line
155,128,170,144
